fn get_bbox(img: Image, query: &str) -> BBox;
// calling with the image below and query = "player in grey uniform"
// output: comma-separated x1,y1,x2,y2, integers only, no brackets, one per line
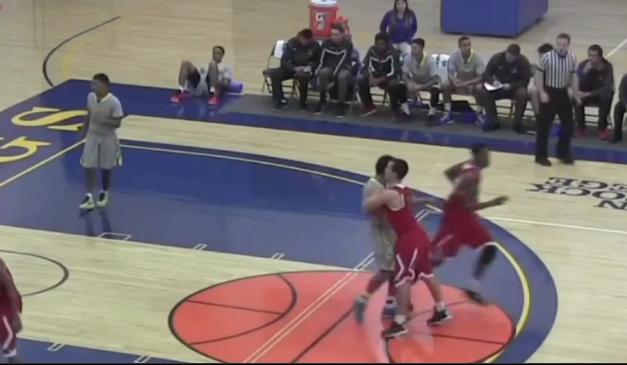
354,155,398,323
79,73,124,210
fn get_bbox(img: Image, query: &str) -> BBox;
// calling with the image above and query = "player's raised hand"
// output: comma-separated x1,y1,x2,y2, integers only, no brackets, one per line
492,196,509,206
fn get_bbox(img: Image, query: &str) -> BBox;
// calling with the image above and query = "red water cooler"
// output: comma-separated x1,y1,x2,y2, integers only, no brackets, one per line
309,0,339,39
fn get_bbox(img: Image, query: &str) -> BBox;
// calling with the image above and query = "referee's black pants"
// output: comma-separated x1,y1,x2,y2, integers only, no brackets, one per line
535,87,574,160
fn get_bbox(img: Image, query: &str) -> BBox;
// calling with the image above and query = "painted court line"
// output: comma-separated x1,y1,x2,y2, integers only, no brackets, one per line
607,37,627,58
243,253,374,363
133,355,151,363
0,140,84,189
487,216,627,236
47,343,65,352
98,232,132,241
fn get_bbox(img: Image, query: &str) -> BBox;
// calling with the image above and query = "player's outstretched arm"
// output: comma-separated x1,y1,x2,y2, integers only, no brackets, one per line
473,196,508,211
444,161,467,182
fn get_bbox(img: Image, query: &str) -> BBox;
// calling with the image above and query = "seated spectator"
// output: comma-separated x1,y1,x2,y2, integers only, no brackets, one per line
403,38,440,119
440,36,485,123
358,33,410,121
315,24,355,117
575,45,615,140
612,73,627,143
171,45,233,106
379,0,417,57
264,29,320,111
529,43,554,118
479,44,531,133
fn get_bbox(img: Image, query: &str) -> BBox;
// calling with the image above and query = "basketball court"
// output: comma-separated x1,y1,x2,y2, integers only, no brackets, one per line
0,0,626,363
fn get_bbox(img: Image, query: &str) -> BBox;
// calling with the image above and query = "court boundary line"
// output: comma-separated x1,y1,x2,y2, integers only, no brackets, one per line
486,216,627,235
42,16,121,87
607,37,627,58
0,140,84,189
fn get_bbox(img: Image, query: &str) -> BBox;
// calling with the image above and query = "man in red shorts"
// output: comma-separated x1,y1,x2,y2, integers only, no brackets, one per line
0,258,22,364
364,158,451,339
431,144,508,304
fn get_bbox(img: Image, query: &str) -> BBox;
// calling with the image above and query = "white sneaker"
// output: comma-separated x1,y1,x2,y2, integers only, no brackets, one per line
96,191,109,208
79,194,95,210
400,102,410,115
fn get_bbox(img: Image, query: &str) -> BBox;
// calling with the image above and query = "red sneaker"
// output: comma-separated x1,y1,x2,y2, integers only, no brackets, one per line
600,130,609,141
208,95,220,106
360,104,377,117
170,90,189,103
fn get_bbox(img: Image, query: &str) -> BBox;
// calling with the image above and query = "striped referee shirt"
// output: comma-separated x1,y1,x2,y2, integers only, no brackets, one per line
539,50,577,88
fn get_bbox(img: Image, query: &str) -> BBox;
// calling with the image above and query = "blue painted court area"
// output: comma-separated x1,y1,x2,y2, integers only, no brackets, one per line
0,80,559,363
13,339,177,364
0,139,553,363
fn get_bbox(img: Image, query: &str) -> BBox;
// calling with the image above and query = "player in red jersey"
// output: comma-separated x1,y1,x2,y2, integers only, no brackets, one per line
364,158,451,339
0,258,22,364
431,144,508,305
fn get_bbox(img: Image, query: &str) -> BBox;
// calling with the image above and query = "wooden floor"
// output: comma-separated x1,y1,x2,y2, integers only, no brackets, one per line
0,0,626,363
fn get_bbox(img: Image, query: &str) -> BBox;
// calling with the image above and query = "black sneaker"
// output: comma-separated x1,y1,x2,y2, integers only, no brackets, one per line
535,157,552,167
483,122,501,132
315,101,326,114
272,99,288,111
354,296,368,324
381,322,408,339
336,103,347,118
300,102,309,112
394,110,411,123
559,155,575,165
427,308,452,326
464,289,489,305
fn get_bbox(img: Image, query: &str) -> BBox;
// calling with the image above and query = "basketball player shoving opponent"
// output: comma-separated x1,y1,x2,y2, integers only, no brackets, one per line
0,258,22,364
431,144,508,305
364,158,451,339
354,155,399,323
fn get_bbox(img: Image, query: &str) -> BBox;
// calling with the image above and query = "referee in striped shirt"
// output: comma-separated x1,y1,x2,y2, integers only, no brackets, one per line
535,33,579,166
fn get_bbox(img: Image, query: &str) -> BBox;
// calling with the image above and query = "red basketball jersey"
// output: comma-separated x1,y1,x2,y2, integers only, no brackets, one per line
0,260,22,314
384,185,421,236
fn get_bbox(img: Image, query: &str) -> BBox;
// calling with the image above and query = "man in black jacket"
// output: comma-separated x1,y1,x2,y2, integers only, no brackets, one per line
265,29,320,111
574,45,615,140
357,33,410,121
612,73,627,143
479,44,531,133
315,24,354,117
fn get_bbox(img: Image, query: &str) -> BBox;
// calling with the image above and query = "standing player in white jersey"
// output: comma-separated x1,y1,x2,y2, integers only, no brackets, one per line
79,73,124,210
354,155,398,322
